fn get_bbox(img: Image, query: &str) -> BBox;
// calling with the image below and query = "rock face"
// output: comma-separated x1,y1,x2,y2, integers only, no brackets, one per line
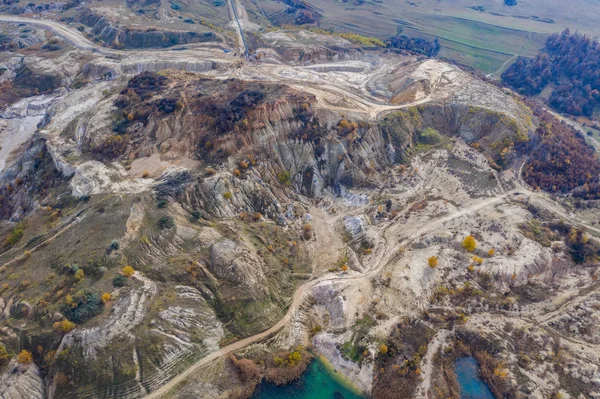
209,239,267,290
58,272,158,357
0,136,67,220
76,9,220,49
0,361,44,399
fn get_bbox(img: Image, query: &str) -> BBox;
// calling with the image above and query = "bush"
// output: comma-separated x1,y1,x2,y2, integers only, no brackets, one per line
53,320,76,334
463,236,477,252
60,290,104,324
419,128,442,145
0,344,10,364
4,223,24,247
379,344,388,355
427,256,438,268
16,350,33,364
277,171,292,186
157,216,175,229
302,224,312,240
74,269,85,281
113,275,127,287
191,210,202,221
122,265,135,277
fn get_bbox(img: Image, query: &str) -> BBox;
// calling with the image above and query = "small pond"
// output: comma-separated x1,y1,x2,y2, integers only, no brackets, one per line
251,357,364,399
455,357,495,399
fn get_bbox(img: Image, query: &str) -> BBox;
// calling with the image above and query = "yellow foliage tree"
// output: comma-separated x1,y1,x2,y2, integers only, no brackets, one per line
74,269,85,281
487,248,495,257
472,256,483,265
428,256,438,268
16,350,33,364
53,320,76,334
341,264,349,272
379,344,388,355
462,235,477,252
102,293,111,303
0,344,10,362
122,265,135,278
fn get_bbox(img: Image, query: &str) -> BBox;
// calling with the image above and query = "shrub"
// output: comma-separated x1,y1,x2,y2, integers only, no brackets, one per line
0,344,10,363
60,290,104,324
113,275,127,287
338,33,384,47
122,265,135,277
109,240,120,250
4,223,24,247
463,235,477,252
191,210,202,221
277,171,292,186
302,224,312,240
74,269,85,282
16,350,33,364
427,256,438,268
419,128,442,145
223,191,233,200
53,320,76,334
157,216,175,229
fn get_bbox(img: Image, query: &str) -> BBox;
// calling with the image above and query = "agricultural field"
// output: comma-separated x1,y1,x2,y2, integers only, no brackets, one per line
253,0,600,73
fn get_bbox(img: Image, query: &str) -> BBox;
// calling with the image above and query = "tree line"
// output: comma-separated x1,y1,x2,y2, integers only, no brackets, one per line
502,29,600,117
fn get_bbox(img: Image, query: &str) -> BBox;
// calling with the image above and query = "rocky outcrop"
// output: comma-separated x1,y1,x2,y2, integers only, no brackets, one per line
209,239,267,291
76,9,220,49
0,360,44,399
0,136,67,220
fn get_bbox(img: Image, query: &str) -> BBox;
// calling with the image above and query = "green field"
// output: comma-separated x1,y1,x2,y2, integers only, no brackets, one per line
252,0,600,73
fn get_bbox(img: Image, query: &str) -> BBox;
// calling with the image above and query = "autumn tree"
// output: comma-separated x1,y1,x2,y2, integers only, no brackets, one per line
74,269,85,282
102,293,111,303
17,349,33,364
122,265,135,277
379,344,388,355
463,235,477,252
427,256,438,268
0,344,10,364
53,320,76,334
302,224,313,240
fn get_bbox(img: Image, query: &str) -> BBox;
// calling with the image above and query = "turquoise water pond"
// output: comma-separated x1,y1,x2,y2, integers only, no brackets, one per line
251,358,364,399
455,357,495,399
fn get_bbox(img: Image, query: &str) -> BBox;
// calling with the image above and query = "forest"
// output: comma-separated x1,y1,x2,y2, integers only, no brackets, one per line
522,103,600,198
502,29,600,117
386,36,440,57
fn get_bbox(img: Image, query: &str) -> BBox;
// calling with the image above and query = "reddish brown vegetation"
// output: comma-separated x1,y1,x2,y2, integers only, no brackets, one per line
503,29,600,116
522,107,600,198
371,319,434,398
